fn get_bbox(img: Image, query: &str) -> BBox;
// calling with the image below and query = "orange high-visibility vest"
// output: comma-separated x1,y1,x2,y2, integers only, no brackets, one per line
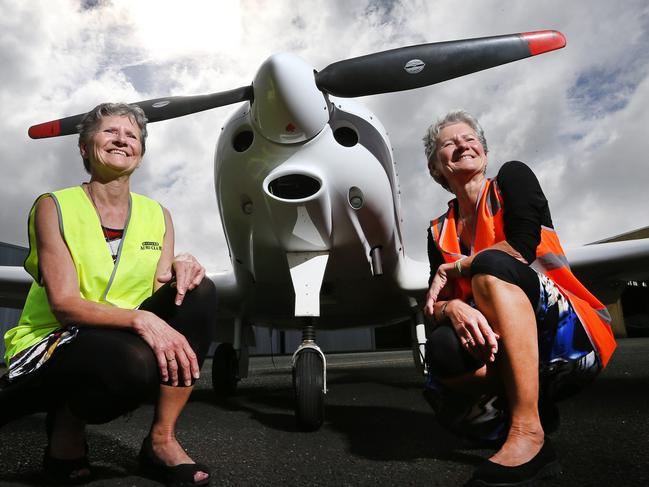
429,178,616,367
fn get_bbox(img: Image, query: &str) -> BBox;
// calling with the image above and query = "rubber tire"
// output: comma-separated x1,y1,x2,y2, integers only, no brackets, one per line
211,343,239,396
293,349,325,431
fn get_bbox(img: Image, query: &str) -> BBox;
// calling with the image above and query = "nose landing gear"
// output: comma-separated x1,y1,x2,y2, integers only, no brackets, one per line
292,322,327,431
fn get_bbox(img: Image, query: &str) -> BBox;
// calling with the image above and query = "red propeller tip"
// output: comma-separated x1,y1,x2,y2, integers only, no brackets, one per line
28,120,61,139
522,30,566,56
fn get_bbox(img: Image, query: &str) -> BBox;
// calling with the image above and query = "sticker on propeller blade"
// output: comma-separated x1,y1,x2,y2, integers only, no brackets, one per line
404,59,425,74
152,101,170,108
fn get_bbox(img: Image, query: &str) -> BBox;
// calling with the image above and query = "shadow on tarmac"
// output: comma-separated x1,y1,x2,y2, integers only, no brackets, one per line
1,340,649,486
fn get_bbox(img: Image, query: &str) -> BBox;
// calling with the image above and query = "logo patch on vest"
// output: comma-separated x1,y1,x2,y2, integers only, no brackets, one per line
141,241,162,251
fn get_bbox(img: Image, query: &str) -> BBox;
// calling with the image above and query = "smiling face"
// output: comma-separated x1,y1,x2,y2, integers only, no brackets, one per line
430,122,487,188
80,115,143,177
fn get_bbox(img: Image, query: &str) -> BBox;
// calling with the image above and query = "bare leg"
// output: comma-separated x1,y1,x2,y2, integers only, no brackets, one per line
472,273,545,466
147,384,209,483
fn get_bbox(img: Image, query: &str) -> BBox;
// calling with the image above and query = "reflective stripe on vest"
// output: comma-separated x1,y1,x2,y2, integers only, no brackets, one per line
3,186,165,363
429,178,616,367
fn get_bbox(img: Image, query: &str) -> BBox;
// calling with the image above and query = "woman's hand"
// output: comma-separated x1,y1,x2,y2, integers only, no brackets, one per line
132,310,200,386
423,260,458,318
423,259,498,362
157,253,206,306
424,261,455,311
445,300,500,363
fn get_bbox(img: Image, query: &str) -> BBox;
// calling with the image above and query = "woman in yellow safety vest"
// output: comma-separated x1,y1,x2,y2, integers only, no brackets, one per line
1,103,214,486
422,110,615,487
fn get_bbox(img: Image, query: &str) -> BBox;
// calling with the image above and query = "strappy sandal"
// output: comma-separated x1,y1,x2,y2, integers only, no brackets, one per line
138,436,211,487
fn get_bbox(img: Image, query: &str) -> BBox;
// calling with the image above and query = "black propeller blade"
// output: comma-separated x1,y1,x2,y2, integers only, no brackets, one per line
28,85,253,139
29,30,565,138
315,30,566,98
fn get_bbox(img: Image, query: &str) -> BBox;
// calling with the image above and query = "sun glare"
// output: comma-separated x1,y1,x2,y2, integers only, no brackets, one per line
116,0,242,61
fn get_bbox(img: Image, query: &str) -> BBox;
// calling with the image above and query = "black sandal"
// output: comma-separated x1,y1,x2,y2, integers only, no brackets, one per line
138,436,211,487
466,438,561,486
43,412,93,484
43,446,93,485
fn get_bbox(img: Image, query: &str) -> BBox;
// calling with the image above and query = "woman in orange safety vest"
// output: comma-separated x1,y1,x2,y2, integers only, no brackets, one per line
422,110,615,486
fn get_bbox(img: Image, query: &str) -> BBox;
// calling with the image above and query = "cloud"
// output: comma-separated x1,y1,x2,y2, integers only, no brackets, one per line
1,0,648,273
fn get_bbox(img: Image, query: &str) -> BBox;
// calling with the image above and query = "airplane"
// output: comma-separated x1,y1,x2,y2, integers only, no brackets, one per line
2,30,648,431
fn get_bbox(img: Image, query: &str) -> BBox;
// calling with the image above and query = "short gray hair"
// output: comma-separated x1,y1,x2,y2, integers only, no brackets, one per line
422,110,488,192
77,102,148,173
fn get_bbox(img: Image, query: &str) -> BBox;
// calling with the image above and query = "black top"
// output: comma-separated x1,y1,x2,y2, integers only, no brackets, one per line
427,160,554,280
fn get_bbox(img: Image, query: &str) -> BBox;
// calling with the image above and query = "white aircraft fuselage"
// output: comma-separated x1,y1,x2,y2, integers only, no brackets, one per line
214,53,419,330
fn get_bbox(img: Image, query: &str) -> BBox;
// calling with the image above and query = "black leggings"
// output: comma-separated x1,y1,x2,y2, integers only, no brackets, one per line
2,278,216,425
426,250,542,378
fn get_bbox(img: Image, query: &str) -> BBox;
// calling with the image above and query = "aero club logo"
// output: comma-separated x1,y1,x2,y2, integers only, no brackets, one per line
140,241,162,251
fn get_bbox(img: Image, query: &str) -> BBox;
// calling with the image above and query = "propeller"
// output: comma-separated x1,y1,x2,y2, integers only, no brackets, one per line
28,86,253,139
315,30,566,97
28,30,565,139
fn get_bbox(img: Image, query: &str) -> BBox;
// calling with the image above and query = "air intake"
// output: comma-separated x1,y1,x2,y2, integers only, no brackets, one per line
268,174,321,200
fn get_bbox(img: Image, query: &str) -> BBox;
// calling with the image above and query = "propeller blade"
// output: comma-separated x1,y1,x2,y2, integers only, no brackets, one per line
315,30,566,98
28,85,253,139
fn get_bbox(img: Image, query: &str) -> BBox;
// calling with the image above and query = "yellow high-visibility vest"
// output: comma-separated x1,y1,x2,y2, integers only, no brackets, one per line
3,186,165,364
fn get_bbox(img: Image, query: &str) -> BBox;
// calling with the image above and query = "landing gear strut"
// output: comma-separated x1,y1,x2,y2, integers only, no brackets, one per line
410,297,428,376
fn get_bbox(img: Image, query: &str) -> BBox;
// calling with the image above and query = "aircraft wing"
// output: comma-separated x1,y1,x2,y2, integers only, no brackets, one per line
565,238,649,304
0,266,31,309
0,265,242,311
206,269,241,313
397,238,649,306
395,254,430,299
4,238,648,312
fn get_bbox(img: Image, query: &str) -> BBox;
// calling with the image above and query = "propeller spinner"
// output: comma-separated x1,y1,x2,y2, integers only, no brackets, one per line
28,30,565,139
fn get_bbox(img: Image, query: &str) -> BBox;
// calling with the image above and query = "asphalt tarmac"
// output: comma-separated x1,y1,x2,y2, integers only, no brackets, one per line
1,338,648,486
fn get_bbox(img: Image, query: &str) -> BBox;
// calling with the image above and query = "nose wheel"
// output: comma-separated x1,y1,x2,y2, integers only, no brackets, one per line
293,347,325,431
212,343,239,396
291,324,327,431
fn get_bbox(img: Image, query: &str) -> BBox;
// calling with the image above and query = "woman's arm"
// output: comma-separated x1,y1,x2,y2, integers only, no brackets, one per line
424,230,455,319
496,160,550,263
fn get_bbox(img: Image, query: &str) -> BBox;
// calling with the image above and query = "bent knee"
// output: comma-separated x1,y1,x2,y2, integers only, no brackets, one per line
182,277,217,307
101,337,159,392
470,272,507,299
472,250,520,287
471,250,516,277
471,272,502,286
470,250,539,306
426,325,484,378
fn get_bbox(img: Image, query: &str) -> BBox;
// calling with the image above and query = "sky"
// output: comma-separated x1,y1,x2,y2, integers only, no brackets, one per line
1,0,648,271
